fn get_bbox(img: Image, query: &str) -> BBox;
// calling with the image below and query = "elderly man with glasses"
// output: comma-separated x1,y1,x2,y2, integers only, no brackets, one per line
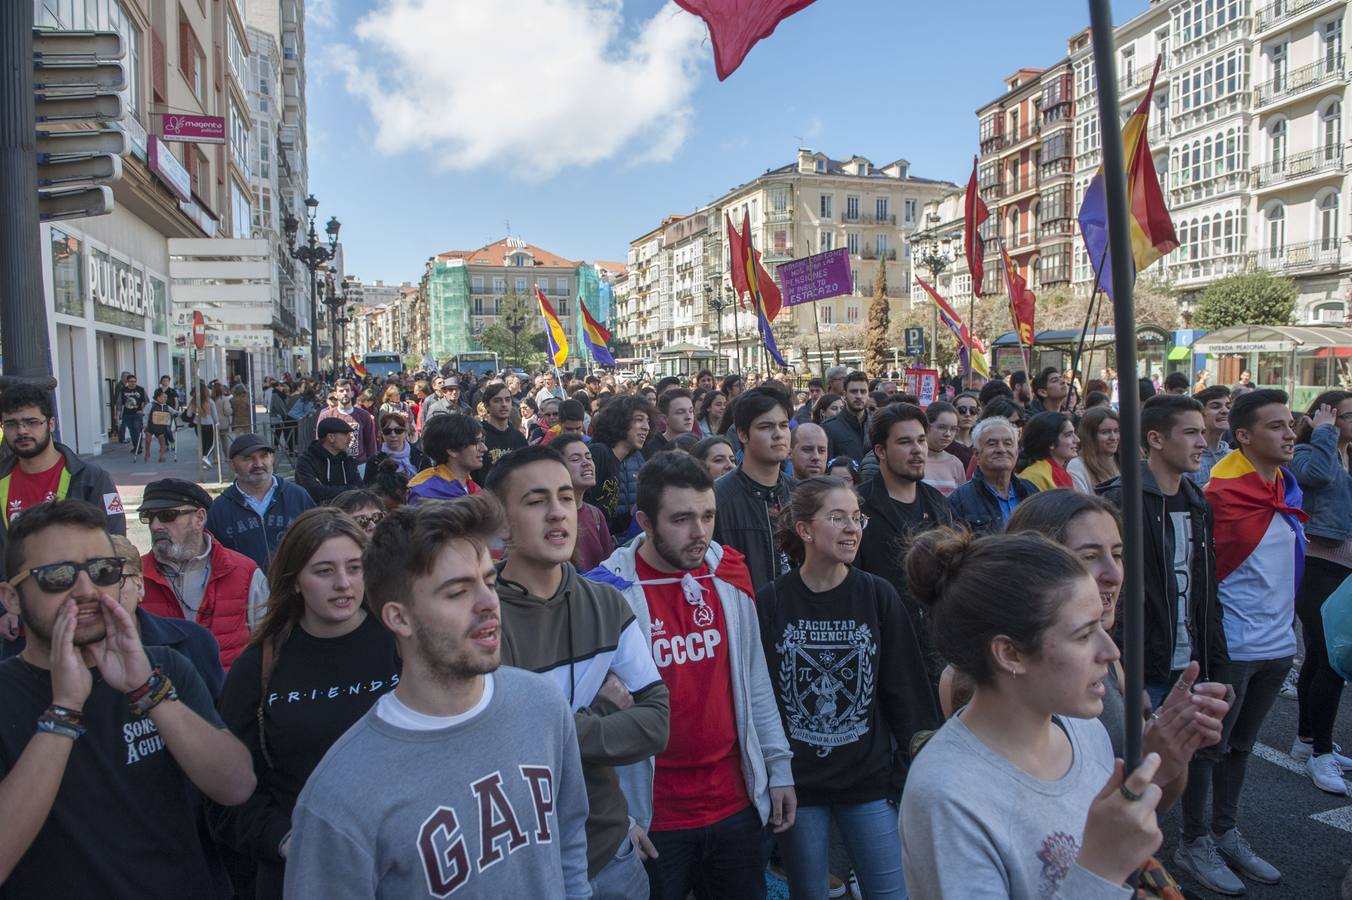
137,478,268,672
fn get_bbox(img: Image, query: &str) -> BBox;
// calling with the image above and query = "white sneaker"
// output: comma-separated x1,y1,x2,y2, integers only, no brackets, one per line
1290,738,1352,770
1215,828,1281,885
1307,753,1350,795
1174,835,1246,896
1278,666,1299,699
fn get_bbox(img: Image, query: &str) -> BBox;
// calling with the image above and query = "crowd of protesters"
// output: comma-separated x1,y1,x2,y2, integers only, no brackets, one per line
0,354,1346,899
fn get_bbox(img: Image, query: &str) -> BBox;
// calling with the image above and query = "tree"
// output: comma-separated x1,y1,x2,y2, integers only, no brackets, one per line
863,258,890,375
1193,271,1297,331
475,290,540,366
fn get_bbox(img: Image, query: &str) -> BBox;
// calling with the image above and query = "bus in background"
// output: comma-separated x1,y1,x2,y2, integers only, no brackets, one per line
454,351,500,379
362,352,404,378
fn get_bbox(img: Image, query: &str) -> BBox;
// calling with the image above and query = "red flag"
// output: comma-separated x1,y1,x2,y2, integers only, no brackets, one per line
743,210,782,321
964,156,989,298
1000,245,1036,349
726,211,749,309
676,0,819,81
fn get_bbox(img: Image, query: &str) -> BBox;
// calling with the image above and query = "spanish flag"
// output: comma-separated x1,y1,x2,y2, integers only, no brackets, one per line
535,285,569,368
579,296,615,367
1204,450,1307,585
1077,55,1178,300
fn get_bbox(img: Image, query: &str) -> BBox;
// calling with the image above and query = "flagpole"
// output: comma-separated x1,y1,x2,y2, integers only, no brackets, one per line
1090,0,1146,771
995,236,1031,376
1070,244,1111,402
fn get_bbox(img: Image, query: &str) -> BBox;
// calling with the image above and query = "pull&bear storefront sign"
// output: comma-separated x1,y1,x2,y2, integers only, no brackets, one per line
89,253,149,318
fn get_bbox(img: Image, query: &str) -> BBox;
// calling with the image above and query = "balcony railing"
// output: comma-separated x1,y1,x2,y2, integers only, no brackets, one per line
842,209,861,223
1256,0,1340,31
980,134,1008,154
860,212,896,226
980,182,1005,200
1252,144,1344,188
859,247,898,260
1038,218,1074,239
1255,55,1344,108
1252,240,1344,272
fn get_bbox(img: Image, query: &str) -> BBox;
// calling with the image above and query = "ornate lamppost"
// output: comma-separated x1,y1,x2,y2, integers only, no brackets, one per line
282,194,340,377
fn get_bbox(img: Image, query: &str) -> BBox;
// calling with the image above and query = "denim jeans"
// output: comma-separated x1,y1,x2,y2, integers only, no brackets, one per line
589,832,649,900
1181,655,1292,841
121,412,143,450
646,805,771,900
780,799,905,899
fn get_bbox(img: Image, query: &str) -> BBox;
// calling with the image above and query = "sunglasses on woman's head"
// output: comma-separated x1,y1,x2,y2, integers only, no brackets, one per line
10,556,126,592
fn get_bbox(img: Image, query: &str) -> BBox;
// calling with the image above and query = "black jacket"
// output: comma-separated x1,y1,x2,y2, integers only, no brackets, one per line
855,476,953,679
1099,462,1229,685
712,467,796,596
295,440,361,504
822,410,871,463
947,468,1039,535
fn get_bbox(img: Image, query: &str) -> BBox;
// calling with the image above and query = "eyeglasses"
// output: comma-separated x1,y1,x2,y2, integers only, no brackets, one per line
139,507,199,525
382,427,406,436
354,511,386,529
818,513,869,530
2,417,46,431
10,556,126,592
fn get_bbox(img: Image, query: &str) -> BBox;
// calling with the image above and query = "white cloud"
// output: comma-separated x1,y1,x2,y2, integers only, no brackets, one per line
335,0,707,179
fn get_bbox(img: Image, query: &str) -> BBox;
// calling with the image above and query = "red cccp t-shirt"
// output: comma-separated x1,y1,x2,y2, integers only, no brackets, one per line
635,553,750,831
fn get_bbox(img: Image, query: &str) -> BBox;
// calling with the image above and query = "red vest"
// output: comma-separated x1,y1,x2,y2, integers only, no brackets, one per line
140,537,257,671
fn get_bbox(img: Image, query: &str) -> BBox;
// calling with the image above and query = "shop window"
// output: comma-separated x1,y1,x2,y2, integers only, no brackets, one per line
50,227,84,317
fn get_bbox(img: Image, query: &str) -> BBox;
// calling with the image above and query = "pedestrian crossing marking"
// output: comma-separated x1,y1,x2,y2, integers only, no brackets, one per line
1253,742,1352,834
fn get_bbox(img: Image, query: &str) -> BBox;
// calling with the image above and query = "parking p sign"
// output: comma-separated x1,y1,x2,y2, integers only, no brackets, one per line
904,327,925,356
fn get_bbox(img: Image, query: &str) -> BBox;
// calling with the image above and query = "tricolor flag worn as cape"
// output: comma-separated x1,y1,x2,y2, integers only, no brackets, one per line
1204,449,1308,585
1077,55,1178,300
535,285,569,368
579,297,615,367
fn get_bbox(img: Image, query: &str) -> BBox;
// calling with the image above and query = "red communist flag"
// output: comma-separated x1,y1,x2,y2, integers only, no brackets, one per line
676,0,819,80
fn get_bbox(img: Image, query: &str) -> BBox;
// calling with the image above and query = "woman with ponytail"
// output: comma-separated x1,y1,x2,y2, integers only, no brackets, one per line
900,527,1226,899
757,475,938,899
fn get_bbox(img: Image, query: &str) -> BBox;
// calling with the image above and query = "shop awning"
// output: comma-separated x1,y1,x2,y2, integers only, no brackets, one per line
1192,324,1352,355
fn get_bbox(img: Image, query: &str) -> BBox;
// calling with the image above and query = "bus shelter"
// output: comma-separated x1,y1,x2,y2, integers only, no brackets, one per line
1190,325,1352,411
657,342,719,377
988,325,1173,383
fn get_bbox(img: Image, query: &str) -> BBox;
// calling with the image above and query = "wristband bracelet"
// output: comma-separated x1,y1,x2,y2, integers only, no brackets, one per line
127,669,177,718
45,704,85,727
37,716,85,740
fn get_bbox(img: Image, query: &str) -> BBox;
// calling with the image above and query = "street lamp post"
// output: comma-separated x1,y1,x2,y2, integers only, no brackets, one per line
323,273,351,379
704,282,725,374
283,194,340,378
502,293,529,368
917,245,952,370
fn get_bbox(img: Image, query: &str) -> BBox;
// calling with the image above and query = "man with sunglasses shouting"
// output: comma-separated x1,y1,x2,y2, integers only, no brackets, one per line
138,478,268,671
0,499,255,897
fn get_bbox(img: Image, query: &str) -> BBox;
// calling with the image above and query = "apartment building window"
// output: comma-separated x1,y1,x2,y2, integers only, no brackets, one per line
850,268,859,290
770,187,789,211
556,276,569,294
1271,43,1288,90
1042,77,1063,108
515,277,527,292
819,230,834,252
492,276,506,294
179,13,206,102
815,159,826,173
472,275,484,292
1121,47,1135,87
1327,19,1344,69
1076,115,1100,153
978,163,999,189
1179,50,1244,112
1008,159,1020,191
773,230,788,254
819,194,833,219
1269,118,1287,166
820,306,833,324
1323,101,1343,157
1265,204,1285,253
1041,131,1070,163
845,196,860,220
228,21,247,85
1075,58,1096,97
979,115,999,142
1040,184,1070,221
847,232,860,256
1320,192,1341,251
875,233,888,256
229,98,249,174
230,180,252,239
876,198,890,222
845,305,860,323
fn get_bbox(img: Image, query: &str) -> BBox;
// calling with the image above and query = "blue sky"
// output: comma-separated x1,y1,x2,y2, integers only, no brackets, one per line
307,0,1150,284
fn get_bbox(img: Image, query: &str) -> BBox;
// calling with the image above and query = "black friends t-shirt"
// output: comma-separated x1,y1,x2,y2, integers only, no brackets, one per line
0,645,228,899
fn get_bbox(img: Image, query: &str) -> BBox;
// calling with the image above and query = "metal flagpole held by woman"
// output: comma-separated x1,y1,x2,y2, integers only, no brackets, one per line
1088,0,1146,769
1070,245,1111,394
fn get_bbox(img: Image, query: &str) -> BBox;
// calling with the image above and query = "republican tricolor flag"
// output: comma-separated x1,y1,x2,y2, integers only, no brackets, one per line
535,286,569,368
1077,55,1178,300
349,355,367,378
579,297,615,367
915,276,988,378
1204,449,1307,586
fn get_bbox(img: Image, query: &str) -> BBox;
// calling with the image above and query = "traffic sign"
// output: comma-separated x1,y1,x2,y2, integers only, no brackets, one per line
192,311,205,350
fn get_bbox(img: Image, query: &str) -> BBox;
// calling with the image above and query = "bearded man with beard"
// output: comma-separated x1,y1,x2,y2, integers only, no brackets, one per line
0,386,125,581
0,499,254,897
586,451,795,900
138,478,268,671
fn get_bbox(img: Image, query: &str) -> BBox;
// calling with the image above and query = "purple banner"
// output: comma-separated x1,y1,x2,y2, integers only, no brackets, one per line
776,248,853,307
